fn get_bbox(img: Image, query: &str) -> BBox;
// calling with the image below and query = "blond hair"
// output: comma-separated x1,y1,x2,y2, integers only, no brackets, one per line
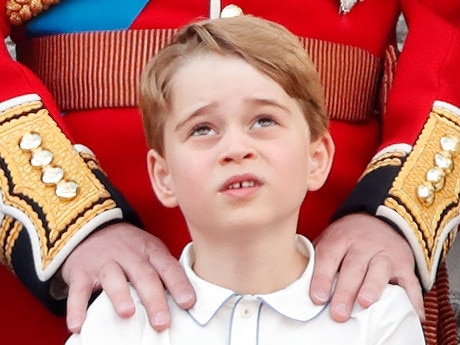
139,15,327,155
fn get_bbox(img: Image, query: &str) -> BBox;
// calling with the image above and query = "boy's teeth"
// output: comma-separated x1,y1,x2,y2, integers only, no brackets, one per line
229,181,255,189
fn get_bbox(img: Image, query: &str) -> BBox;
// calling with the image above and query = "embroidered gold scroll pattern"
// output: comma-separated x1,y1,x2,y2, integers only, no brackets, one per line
384,108,460,270
0,102,116,269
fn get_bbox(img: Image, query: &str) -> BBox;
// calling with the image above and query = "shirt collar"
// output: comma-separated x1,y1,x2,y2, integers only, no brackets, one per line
179,235,328,325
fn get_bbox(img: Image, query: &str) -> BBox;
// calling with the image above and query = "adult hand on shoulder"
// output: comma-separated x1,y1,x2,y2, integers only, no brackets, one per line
310,213,425,322
61,222,196,333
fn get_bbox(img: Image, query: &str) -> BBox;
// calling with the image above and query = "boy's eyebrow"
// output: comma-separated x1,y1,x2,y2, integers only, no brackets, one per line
246,97,291,113
174,97,291,132
175,103,218,132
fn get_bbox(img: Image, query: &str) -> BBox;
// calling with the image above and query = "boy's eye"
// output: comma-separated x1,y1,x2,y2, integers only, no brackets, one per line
190,124,216,137
253,116,277,129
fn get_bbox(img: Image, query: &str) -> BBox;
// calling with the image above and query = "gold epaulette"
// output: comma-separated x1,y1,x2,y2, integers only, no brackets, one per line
377,101,460,290
6,0,60,26
0,94,121,280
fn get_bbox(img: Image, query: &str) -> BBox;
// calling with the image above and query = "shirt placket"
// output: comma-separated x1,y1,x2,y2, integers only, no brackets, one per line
229,296,262,345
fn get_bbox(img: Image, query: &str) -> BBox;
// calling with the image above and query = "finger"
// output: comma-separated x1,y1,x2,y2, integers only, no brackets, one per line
356,253,392,308
99,262,135,319
66,275,96,333
310,242,347,305
329,253,369,322
152,253,196,309
129,263,172,332
394,275,425,321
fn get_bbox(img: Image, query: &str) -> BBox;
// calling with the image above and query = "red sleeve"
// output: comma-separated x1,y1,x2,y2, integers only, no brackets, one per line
335,0,460,290
381,0,460,149
0,2,141,313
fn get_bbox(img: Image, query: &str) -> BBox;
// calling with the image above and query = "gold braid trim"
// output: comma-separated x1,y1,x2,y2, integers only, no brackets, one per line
6,0,60,25
79,151,107,176
359,149,406,180
384,106,460,271
378,44,398,119
0,96,117,270
0,215,22,271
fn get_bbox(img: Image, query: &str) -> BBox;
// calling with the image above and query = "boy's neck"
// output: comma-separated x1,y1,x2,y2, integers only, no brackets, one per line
190,224,308,295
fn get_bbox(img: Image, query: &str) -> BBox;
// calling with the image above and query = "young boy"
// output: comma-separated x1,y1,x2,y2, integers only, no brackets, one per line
66,15,425,345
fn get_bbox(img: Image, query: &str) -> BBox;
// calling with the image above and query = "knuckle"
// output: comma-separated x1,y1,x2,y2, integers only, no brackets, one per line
155,258,181,278
132,265,159,281
98,261,121,281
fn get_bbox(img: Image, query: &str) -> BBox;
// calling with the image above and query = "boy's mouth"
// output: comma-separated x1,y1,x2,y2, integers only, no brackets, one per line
221,174,262,192
227,180,257,190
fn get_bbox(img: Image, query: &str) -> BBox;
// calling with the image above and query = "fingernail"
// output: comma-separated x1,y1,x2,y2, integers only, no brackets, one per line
153,311,170,327
67,317,82,332
175,292,195,307
334,303,348,316
313,290,329,303
359,292,374,305
118,302,135,315
418,308,426,321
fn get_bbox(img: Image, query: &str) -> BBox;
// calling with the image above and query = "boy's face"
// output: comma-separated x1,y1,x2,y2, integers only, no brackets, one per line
148,53,333,236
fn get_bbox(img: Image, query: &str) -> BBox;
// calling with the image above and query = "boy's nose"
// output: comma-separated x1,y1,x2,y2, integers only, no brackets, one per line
220,150,255,164
218,132,256,165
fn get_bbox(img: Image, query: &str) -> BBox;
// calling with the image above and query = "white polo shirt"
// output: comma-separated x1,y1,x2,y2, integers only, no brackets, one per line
67,235,425,345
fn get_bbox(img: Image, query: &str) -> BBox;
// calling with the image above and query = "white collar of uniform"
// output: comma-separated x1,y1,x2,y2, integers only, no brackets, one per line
179,235,328,326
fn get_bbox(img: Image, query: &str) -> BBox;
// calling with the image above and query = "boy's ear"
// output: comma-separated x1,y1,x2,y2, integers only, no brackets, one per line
147,149,178,208
307,132,335,191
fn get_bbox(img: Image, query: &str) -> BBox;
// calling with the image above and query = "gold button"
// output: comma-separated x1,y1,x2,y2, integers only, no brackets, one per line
42,166,65,185
221,4,243,18
426,167,445,191
434,151,453,173
56,180,79,200
19,132,42,151
440,136,460,157
417,182,435,207
30,148,53,167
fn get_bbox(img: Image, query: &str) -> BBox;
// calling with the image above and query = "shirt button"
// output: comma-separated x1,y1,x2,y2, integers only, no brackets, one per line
221,4,244,18
240,307,252,318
